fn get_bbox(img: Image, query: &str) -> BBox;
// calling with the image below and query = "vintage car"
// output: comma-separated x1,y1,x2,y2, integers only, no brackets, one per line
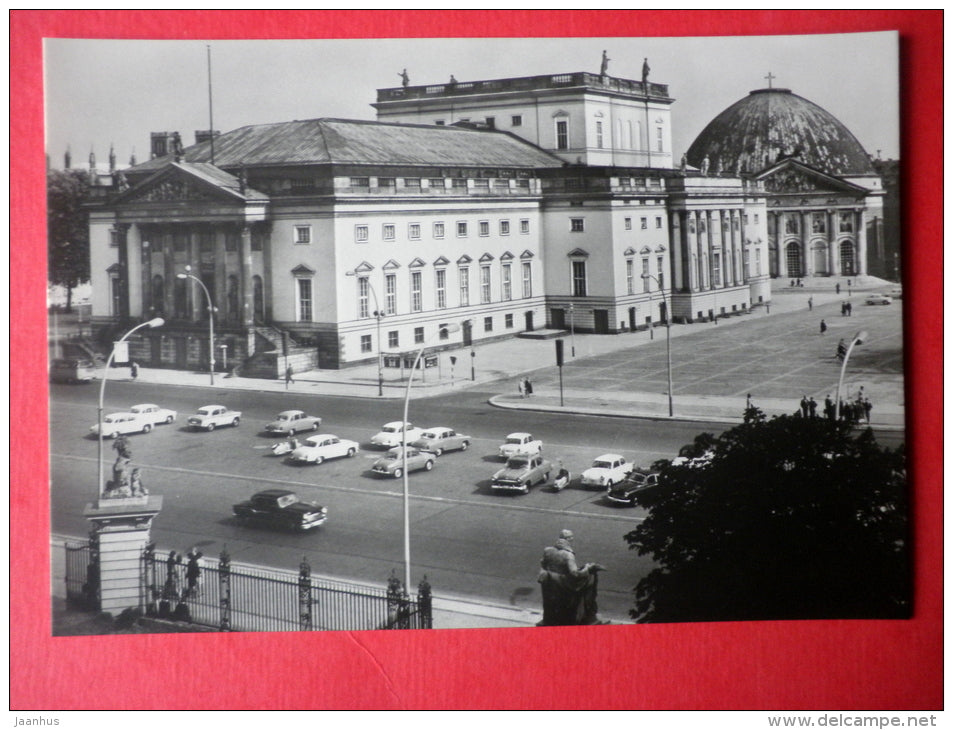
371,446,435,478
580,453,633,488
232,489,328,531
50,357,95,384
497,432,543,460
491,454,552,494
409,427,471,456
289,434,360,465
865,293,892,305
606,468,661,506
90,412,153,438
265,409,322,435
186,405,242,431
129,403,177,425
370,421,423,449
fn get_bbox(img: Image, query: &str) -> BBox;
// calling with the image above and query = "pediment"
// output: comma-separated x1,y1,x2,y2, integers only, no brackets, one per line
479,252,495,263
567,248,589,258
382,259,401,270
408,257,427,268
623,247,637,256
519,250,535,259
433,256,450,267
499,251,514,261
756,160,866,196
456,254,473,265
353,261,375,273
116,162,264,205
291,264,316,276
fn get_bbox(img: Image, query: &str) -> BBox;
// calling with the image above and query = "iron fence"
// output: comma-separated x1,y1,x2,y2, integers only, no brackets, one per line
64,540,431,631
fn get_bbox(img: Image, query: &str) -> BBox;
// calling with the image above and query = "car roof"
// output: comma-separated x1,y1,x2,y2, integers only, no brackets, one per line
276,409,304,417
105,411,137,418
200,404,226,409
422,427,451,433
253,489,295,498
382,421,410,428
131,403,158,409
505,432,532,439
593,453,624,461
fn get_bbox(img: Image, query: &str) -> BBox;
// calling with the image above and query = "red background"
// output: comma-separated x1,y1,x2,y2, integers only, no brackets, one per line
11,10,942,710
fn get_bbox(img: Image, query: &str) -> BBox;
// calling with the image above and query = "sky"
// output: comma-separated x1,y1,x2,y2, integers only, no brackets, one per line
44,32,899,170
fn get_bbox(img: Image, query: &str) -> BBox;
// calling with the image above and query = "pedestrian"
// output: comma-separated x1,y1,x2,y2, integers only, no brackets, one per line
808,296,813,311
800,395,809,418
824,394,834,421
285,364,294,385
524,377,533,397
517,379,525,398
863,397,872,423
808,397,817,418
841,301,847,316
846,301,852,317
185,548,204,599
130,360,139,380
836,282,841,295
820,319,827,334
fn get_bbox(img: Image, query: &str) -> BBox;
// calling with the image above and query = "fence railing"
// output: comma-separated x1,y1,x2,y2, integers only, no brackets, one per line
65,541,432,632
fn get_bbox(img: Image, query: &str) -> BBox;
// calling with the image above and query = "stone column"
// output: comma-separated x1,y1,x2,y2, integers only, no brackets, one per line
240,224,256,356
773,212,784,279
116,224,131,320
802,211,813,276
856,208,868,275
827,209,836,275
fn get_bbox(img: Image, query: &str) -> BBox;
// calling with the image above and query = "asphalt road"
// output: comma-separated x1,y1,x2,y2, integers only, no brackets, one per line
51,380,725,622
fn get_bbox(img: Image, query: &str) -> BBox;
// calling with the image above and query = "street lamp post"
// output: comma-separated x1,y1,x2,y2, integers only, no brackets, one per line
569,301,576,357
347,271,384,396
834,330,868,421
98,318,164,498
642,273,673,417
177,266,215,385
400,323,460,593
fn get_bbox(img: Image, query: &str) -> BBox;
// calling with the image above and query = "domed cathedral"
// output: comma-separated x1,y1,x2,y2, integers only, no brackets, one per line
687,85,886,280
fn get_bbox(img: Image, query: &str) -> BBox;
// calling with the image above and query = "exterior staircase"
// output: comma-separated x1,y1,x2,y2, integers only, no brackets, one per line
239,325,317,379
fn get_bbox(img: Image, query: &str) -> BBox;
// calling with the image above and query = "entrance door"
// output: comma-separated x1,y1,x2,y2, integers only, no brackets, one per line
174,338,188,368
524,311,534,332
594,309,609,334
813,245,828,276
628,307,637,331
150,337,162,366
551,308,566,329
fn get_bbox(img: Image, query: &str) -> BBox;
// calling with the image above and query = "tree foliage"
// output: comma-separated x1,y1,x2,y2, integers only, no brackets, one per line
626,408,908,622
47,168,91,310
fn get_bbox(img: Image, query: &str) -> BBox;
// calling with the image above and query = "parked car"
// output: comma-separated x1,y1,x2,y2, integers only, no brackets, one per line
865,293,892,305
370,421,423,449
50,358,95,384
887,287,902,299
265,409,322,435
606,468,661,506
410,427,471,456
498,432,543,460
129,403,177,425
371,446,435,478
289,434,359,465
491,454,552,494
580,453,633,488
232,489,328,531
90,412,152,438
187,405,242,431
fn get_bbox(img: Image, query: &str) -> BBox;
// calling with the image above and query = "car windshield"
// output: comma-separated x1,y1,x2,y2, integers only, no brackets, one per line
507,457,529,468
381,425,399,433
592,460,613,469
505,437,525,445
421,432,437,439
275,414,290,421
628,473,648,484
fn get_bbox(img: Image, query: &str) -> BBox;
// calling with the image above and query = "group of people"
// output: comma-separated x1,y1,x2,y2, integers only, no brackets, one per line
537,529,607,626
799,393,873,424
162,547,206,602
840,301,853,317
517,377,534,398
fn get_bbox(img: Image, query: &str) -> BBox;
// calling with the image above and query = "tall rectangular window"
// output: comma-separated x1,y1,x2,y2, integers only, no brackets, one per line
480,265,491,303
433,222,445,239
656,126,663,152
555,119,569,150
385,274,397,315
483,316,493,332
839,212,854,232
712,253,721,287
641,217,648,229
572,261,587,297
755,249,762,276
297,279,313,322
522,261,532,298
435,269,447,308
459,267,470,307
479,221,490,237
358,277,370,318
414,327,424,344
520,219,530,234
500,220,510,236
360,334,372,353
457,221,468,237
411,271,422,312
626,259,634,295
657,256,665,289
642,259,650,292
388,331,399,348
625,217,632,230
502,264,512,301
596,121,604,149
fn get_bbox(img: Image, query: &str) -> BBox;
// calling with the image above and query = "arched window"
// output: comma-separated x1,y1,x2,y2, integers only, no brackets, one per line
252,275,264,324
151,274,165,315
785,243,803,278
840,241,855,276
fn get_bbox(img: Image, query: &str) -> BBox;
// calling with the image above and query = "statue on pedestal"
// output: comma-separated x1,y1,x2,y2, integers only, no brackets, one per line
537,529,608,626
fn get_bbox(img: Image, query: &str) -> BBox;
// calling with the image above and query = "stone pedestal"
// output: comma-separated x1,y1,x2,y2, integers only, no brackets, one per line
84,495,163,614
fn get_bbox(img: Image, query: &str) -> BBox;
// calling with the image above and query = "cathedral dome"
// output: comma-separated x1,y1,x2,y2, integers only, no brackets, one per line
686,88,874,176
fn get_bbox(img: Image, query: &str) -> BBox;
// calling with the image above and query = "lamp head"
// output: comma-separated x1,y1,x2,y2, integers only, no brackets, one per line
176,273,187,280
855,330,869,345
145,317,165,328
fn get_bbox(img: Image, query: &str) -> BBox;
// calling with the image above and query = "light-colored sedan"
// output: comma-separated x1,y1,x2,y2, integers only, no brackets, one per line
410,427,471,456
370,421,423,449
288,434,359,465
498,432,543,460
129,403,177,425
90,412,153,438
371,447,435,478
580,453,633,488
265,409,322,435
865,293,892,305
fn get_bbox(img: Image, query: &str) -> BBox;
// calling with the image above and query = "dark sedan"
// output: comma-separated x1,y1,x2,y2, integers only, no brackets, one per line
606,468,660,506
233,489,328,531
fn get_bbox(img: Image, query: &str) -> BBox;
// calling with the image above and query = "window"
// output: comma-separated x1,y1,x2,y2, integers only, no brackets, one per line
435,269,447,308
511,115,522,127
502,263,512,301
485,117,495,129
505,313,514,328
297,278,313,322
656,216,663,229
556,119,569,150
457,221,468,237
411,271,422,312
596,121,604,149
408,223,421,240
626,259,634,295
377,177,396,189
656,126,663,152
839,212,854,233
350,177,369,188
439,323,450,340
433,221,445,239
520,219,530,234
785,216,799,234
522,261,532,298
429,178,445,190
657,256,664,288
360,335,372,353
754,214,759,224
499,220,510,236
625,217,632,231
755,249,762,276
459,267,470,307
414,327,425,344
483,316,493,332
572,261,587,297
388,331,399,348
382,224,396,241
451,178,467,190
385,274,397,315
480,265,491,303
355,225,369,243
642,259,650,292
404,178,421,190
570,218,585,232
294,225,311,245
641,217,648,229
358,277,370,318
479,220,490,237
712,253,721,287
812,212,827,234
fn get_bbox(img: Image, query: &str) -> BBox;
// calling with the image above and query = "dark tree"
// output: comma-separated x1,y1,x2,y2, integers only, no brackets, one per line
47,168,91,312
626,408,908,622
